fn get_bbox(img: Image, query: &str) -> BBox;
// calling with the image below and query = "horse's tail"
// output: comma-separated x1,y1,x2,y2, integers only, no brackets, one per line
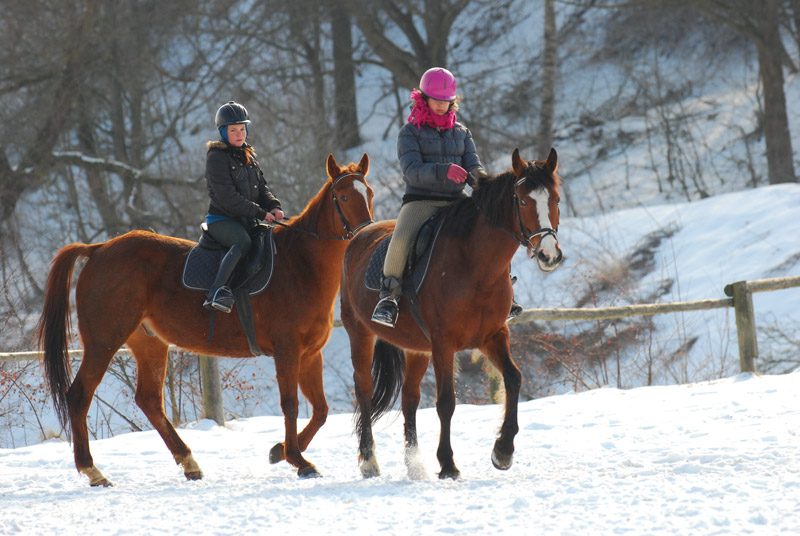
368,339,405,425
36,242,102,437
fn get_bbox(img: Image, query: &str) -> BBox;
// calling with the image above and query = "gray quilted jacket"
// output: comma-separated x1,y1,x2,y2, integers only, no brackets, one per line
397,121,484,200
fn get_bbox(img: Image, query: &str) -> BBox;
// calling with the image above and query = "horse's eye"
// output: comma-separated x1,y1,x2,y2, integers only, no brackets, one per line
519,198,528,206
341,195,348,202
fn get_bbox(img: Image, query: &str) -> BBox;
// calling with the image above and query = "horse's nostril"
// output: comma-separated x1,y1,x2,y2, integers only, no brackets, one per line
537,250,549,263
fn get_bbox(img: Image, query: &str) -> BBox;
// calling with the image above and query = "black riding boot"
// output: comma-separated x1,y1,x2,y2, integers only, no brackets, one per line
203,245,243,313
371,276,401,327
508,275,523,321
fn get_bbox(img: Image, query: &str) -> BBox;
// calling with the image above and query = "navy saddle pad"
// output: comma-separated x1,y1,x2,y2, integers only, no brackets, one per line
364,213,445,294
182,224,276,297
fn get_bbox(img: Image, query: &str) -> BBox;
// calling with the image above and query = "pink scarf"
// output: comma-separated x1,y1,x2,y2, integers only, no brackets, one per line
407,89,457,130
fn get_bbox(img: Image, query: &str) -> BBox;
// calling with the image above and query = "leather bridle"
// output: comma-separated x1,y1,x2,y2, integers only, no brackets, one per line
274,171,373,240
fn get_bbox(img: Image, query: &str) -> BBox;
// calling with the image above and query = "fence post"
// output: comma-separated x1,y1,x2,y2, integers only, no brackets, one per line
198,355,224,425
725,281,758,373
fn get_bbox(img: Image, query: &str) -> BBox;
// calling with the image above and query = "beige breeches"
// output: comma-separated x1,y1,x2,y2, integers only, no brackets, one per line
383,199,451,279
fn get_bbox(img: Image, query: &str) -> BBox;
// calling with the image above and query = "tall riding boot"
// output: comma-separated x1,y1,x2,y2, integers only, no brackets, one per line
371,276,401,327
508,275,523,321
203,245,243,313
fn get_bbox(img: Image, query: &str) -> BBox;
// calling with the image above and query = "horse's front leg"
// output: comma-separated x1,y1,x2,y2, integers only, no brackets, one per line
295,350,329,451
480,327,521,470
431,344,459,479
402,351,430,480
271,353,319,478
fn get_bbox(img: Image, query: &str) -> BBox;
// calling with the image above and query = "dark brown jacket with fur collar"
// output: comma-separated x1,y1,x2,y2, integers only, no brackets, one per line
205,140,281,222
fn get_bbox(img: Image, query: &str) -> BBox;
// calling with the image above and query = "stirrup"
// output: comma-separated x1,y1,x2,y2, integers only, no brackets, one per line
371,296,399,327
203,286,234,313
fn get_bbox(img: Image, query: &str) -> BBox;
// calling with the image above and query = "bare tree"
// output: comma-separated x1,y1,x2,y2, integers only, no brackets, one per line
331,7,362,150
625,0,797,185
536,0,557,158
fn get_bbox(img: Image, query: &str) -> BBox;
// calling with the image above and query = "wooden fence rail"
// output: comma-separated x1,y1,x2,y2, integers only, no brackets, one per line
2,275,799,422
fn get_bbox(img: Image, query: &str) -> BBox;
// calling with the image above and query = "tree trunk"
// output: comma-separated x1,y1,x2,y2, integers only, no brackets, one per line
757,0,796,184
331,8,362,150
536,0,556,159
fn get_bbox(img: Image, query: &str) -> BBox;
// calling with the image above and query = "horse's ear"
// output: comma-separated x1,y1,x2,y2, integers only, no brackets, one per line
545,147,558,173
327,154,340,180
511,147,525,176
358,153,369,176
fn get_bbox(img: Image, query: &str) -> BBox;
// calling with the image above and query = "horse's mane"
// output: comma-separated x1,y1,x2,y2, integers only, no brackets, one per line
279,161,362,247
439,162,559,238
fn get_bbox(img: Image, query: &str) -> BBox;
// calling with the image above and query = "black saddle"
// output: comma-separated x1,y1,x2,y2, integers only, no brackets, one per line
182,223,276,297
364,211,446,294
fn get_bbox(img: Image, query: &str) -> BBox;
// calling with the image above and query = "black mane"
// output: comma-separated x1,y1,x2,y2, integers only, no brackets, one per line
439,162,557,238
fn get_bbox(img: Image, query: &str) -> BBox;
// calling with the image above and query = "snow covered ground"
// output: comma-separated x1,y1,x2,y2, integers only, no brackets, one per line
2,370,799,535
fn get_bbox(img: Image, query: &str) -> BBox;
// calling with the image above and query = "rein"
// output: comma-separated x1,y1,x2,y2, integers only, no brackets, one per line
273,171,372,241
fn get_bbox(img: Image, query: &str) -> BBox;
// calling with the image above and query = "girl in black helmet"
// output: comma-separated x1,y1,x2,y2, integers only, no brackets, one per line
203,101,284,313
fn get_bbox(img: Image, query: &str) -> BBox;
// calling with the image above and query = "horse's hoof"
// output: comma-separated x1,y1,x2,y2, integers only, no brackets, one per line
491,448,514,470
437,468,461,480
184,470,204,481
298,465,322,478
359,460,381,478
177,454,204,480
269,443,285,464
404,446,428,480
82,466,113,487
359,453,381,478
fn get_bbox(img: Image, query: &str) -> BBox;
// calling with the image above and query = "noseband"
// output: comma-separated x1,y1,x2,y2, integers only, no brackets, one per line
509,176,559,253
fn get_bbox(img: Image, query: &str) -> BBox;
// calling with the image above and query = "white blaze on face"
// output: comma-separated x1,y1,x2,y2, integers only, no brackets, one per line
352,179,368,201
527,187,557,257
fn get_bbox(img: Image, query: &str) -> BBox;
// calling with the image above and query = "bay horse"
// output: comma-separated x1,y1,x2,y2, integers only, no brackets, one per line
37,154,373,486
340,148,562,479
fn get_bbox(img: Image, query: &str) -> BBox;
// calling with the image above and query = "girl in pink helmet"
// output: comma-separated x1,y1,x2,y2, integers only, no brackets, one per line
371,67,485,327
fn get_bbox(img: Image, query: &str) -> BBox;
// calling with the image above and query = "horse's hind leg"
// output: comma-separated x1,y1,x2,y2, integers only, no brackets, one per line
68,348,117,487
402,351,430,480
126,328,202,481
348,326,379,478
480,328,521,470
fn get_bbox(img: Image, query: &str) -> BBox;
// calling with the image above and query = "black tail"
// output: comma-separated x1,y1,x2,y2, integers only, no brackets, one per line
36,243,98,438
355,339,405,436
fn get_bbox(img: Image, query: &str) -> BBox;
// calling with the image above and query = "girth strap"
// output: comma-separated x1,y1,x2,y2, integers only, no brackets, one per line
233,289,264,357
204,290,264,357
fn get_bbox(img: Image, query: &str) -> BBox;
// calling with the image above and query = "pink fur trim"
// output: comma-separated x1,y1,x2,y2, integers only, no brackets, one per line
407,89,457,130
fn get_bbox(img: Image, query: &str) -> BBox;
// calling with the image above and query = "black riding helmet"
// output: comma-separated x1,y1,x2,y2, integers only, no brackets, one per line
215,101,251,127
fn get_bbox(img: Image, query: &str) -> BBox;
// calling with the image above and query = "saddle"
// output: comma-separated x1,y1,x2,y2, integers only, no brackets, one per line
364,211,445,294
364,212,446,340
182,223,276,296
182,223,276,357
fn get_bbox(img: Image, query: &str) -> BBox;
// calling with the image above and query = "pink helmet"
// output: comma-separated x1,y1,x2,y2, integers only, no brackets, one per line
419,67,457,101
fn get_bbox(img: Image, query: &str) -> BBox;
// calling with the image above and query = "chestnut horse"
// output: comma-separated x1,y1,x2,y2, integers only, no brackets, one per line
38,154,373,486
340,148,562,479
